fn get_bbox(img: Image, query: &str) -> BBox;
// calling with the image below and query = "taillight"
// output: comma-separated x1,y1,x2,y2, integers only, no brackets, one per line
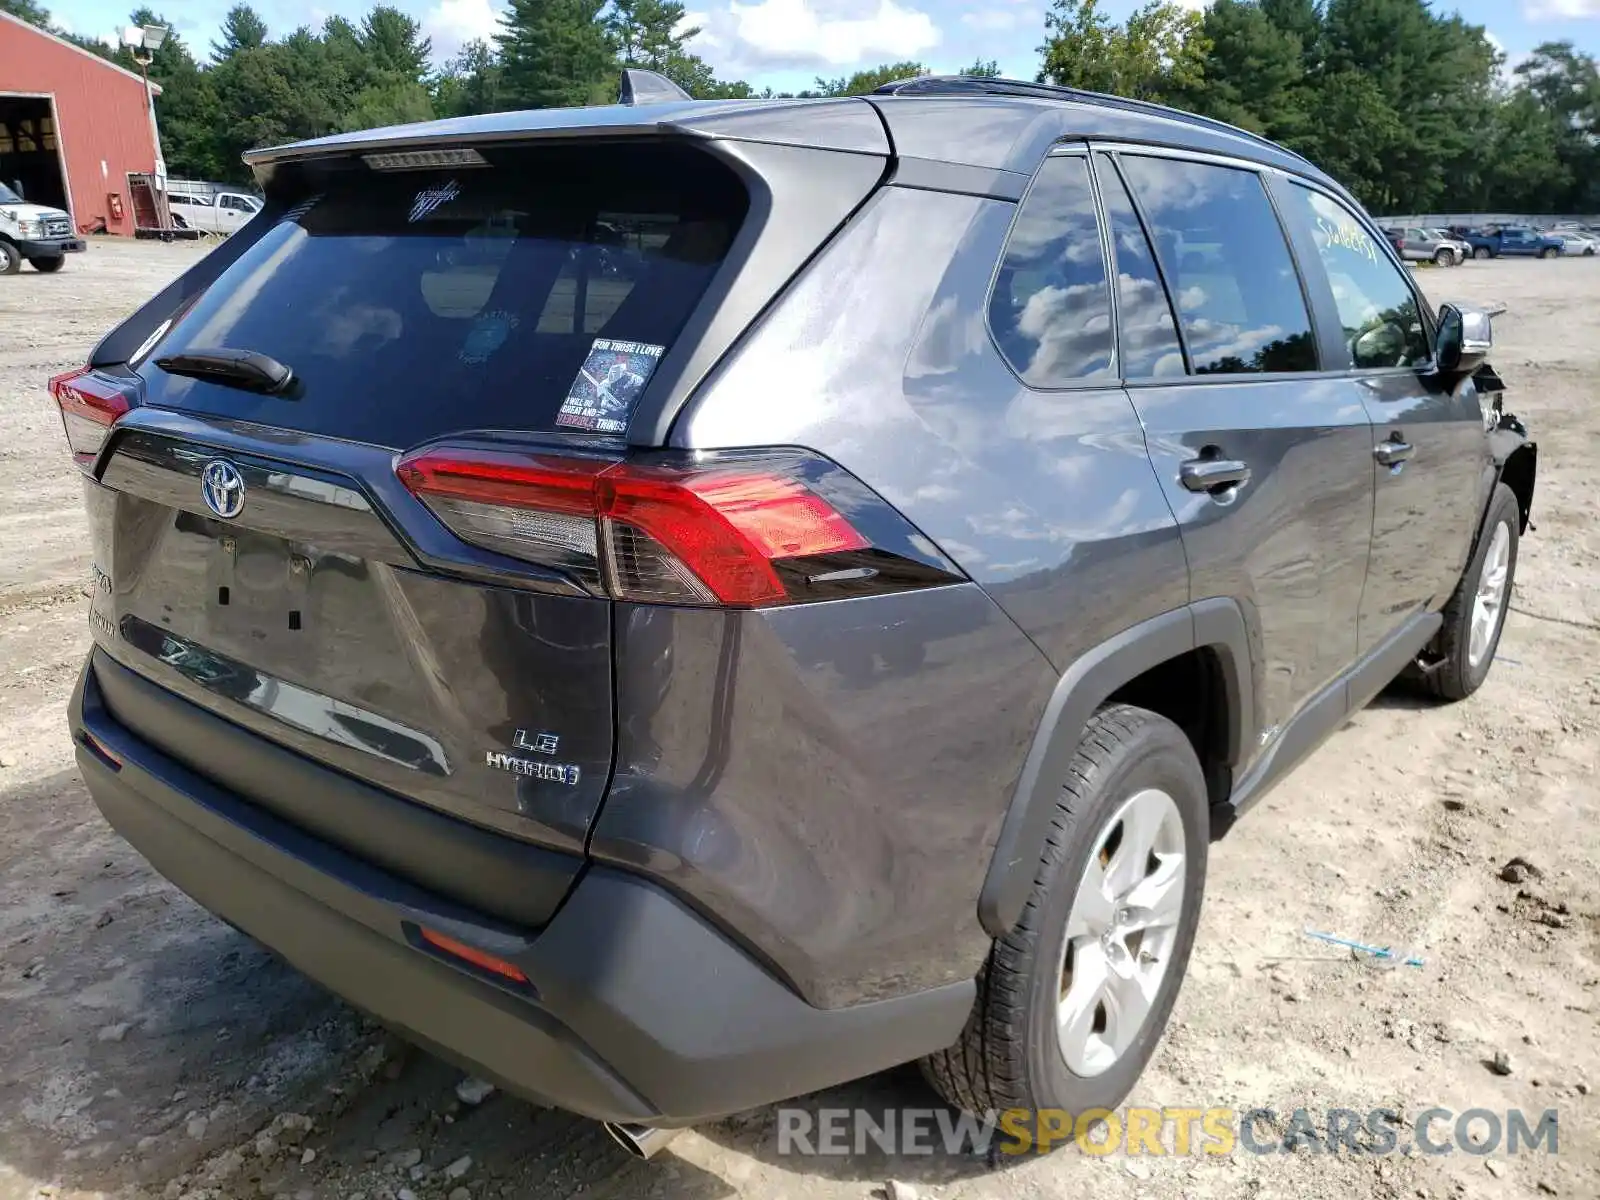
50,368,135,468
397,447,961,608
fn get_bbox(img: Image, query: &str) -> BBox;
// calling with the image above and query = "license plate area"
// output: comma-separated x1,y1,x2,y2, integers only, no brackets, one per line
209,527,311,631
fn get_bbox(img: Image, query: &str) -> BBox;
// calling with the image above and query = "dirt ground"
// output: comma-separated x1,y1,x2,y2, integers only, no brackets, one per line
1,238,1596,1200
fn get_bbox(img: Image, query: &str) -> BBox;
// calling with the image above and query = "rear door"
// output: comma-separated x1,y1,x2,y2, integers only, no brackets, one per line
84,141,751,880
1097,149,1376,758
1272,182,1487,652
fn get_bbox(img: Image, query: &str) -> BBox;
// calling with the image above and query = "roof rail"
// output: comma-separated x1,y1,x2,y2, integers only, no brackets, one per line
871,75,1314,168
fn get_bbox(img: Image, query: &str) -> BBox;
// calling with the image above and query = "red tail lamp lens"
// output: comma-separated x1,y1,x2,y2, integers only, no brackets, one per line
397,448,870,608
50,368,133,466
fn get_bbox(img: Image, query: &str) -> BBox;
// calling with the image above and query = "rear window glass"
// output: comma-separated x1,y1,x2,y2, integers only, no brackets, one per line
142,144,747,447
1118,155,1317,376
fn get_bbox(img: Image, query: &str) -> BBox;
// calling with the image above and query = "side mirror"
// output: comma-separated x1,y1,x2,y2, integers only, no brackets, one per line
1435,303,1492,375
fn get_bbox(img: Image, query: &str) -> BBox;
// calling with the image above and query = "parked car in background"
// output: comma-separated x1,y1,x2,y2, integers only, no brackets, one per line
1462,226,1564,259
54,70,1538,1153
0,179,84,273
1556,231,1598,257
1427,228,1472,263
166,188,263,235
1384,225,1463,266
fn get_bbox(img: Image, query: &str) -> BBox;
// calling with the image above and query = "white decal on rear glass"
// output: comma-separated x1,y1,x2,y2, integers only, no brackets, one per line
409,179,461,223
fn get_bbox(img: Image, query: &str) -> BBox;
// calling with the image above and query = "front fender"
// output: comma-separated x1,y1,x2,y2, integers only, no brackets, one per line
1477,368,1536,532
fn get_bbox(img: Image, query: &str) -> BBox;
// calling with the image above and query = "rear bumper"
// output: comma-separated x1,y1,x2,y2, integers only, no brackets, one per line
70,653,970,1125
17,237,85,256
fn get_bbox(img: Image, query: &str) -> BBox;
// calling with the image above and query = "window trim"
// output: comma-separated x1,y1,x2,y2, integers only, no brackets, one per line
985,137,1437,390
1091,150,1193,378
1099,144,1326,382
982,142,1124,392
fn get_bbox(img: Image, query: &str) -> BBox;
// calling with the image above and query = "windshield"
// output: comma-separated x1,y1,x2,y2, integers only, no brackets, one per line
0,182,22,205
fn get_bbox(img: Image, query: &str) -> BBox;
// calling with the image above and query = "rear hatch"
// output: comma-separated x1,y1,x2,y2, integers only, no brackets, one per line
70,140,751,925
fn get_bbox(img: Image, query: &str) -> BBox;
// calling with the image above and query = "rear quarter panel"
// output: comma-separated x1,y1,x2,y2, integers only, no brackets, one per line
633,184,1190,1004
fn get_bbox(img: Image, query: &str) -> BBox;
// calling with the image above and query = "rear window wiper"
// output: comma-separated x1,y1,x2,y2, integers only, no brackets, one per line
154,348,297,396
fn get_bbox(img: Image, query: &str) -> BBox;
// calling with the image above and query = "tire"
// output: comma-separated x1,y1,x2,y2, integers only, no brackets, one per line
1541,247,1559,260
922,705,1208,1130
0,241,20,275
30,255,64,273
1474,247,1491,260
1434,248,1452,267
1417,483,1520,702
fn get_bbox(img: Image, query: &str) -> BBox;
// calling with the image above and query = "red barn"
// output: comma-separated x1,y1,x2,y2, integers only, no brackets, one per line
0,10,163,235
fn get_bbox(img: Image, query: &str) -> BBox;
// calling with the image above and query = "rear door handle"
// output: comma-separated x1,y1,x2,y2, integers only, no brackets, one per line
1180,457,1251,493
1375,438,1414,466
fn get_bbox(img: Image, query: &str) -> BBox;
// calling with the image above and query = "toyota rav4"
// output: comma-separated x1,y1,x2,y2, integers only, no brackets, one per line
59,72,1536,1153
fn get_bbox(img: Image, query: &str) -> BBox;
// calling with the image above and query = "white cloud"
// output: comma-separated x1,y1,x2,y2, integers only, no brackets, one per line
1524,0,1600,16
960,10,1020,31
422,0,504,58
709,0,941,69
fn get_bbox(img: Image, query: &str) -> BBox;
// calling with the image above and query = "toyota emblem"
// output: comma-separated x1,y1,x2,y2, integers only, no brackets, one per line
200,459,246,520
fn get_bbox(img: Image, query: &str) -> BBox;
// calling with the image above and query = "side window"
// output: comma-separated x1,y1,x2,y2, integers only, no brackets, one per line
1119,156,1317,375
1278,185,1429,370
1095,154,1184,378
989,153,1114,386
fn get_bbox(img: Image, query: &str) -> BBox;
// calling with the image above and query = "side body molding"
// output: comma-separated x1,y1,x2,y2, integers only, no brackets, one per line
977,598,1255,937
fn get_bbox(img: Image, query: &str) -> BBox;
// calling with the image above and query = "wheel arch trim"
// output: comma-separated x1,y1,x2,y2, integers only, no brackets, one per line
977,598,1255,938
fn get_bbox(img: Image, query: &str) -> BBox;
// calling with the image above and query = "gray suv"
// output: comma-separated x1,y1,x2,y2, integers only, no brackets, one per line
1385,225,1465,266
58,73,1536,1151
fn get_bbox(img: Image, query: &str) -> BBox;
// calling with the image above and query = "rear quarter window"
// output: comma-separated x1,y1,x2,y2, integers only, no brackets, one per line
142,143,748,448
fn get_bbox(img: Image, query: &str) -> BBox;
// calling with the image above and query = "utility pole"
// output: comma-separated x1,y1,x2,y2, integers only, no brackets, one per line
122,23,171,232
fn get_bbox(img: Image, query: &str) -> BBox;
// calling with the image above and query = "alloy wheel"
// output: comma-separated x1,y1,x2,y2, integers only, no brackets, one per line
1057,787,1186,1077
1469,521,1512,669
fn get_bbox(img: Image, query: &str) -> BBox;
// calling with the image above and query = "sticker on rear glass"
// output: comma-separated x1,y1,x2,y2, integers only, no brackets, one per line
553,339,665,434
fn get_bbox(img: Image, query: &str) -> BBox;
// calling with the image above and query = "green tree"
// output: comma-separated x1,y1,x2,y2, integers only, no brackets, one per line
1475,89,1569,212
1036,0,1118,92
0,0,51,26
1513,41,1600,211
960,59,1002,78
605,0,686,67
497,0,612,108
603,0,750,98
1258,0,1320,67
814,61,927,96
1184,0,1305,136
360,4,431,80
1038,0,1209,105
432,39,505,116
212,3,269,62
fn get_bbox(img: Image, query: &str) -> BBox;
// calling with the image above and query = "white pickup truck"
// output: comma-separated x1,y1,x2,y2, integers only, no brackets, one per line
0,181,84,274
166,187,262,235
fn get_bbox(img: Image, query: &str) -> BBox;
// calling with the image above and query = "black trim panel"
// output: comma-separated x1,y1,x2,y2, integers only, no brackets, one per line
889,158,1030,200
1215,610,1440,833
977,600,1256,937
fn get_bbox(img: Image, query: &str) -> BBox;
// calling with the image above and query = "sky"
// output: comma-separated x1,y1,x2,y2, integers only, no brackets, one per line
39,0,1600,93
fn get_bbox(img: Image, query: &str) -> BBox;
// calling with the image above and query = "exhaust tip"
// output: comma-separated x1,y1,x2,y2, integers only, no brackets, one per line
604,1122,681,1160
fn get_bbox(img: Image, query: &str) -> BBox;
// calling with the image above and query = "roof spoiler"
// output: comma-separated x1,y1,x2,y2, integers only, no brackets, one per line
619,69,692,106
